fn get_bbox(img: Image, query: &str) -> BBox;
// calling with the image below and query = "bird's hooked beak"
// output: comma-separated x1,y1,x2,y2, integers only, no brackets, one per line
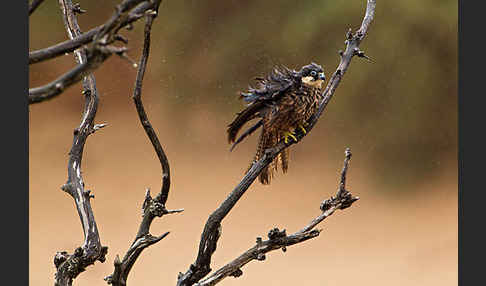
318,72,326,81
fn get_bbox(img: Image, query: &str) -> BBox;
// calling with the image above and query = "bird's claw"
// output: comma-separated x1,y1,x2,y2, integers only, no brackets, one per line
298,125,307,134
283,131,298,144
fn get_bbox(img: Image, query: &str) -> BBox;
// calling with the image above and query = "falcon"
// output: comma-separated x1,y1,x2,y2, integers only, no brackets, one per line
227,62,326,184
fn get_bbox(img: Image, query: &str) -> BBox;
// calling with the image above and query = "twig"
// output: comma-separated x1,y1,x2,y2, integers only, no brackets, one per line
176,1,375,285
29,0,45,15
29,0,155,65
195,148,358,286
105,2,183,285
54,1,108,285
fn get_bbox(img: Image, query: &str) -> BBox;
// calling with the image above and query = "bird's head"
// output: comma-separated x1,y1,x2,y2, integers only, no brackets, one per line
298,62,326,88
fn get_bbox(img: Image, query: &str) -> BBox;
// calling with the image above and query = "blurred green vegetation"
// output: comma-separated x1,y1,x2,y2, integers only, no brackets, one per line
29,0,457,192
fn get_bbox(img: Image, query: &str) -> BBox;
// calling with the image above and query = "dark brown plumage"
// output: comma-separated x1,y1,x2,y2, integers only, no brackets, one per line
228,63,326,185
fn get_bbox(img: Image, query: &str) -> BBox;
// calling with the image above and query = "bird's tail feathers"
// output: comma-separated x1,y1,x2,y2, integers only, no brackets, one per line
227,102,263,144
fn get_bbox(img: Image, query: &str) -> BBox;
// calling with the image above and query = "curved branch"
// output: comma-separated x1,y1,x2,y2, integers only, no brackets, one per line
177,1,375,285
28,45,123,104
105,2,183,285
54,1,107,285
196,149,358,286
131,3,171,207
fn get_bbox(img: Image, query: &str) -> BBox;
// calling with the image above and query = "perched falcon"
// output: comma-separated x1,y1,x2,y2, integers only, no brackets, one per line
227,63,326,185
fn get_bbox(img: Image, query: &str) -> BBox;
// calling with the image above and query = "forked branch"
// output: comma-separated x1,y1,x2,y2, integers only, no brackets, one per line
195,149,358,286
177,1,375,285
29,0,163,105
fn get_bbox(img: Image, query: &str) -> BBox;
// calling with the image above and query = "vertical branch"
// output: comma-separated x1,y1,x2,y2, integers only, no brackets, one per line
105,1,184,285
54,1,108,285
131,1,170,208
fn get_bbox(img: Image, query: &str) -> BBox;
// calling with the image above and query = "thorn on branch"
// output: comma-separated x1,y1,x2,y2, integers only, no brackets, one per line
353,48,373,62
282,246,287,253
166,208,185,214
90,123,108,134
73,3,86,14
145,9,157,16
340,196,359,210
119,51,138,68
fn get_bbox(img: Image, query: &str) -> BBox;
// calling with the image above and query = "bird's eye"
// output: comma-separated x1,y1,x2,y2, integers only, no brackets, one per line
310,71,317,77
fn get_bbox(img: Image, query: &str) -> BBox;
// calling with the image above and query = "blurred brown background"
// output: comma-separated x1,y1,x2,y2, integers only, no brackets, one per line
29,0,457,285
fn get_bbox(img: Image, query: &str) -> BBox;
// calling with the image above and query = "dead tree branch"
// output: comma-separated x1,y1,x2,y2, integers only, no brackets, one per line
176,1,375,285
195,149,357,286
28,0,160,104
104,2,183,285
28,45,125,104
29,0,155,65
54,1,108,285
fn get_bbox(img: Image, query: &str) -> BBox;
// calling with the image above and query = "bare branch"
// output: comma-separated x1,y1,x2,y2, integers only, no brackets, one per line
130,2,171,207
105,2,183,284
28,45,125,104
29,0,156,65
54,1,107,285
177,1,375,285
196,148,358,286
29,0,45,15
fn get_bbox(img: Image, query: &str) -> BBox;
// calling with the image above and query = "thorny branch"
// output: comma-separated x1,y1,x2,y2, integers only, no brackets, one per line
177,1,375,285
54,1,107,285
195,149,357,286
104,1,182,285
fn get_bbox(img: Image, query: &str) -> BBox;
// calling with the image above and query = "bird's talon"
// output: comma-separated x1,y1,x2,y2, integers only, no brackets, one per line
282,131,298,143
299,125,307,134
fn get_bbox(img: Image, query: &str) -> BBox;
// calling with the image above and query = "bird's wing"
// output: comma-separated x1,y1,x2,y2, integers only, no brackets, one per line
227,101,265,143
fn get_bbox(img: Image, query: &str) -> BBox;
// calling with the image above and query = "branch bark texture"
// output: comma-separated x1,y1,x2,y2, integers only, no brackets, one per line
54,1,108,285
